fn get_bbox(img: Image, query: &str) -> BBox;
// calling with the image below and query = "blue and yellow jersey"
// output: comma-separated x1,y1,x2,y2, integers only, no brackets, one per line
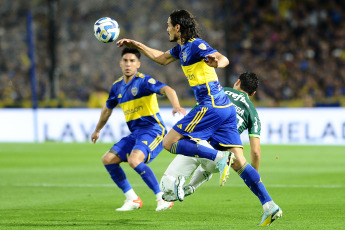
170,38,231,108
106,72,167,133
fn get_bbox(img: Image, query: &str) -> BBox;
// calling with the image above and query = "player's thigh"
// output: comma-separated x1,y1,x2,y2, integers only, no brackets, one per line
164,155,199,178
163,129,184,150
209,106,243,149
171,105,229,140
102,151,122,165
110,134,136,162
133,129,165,164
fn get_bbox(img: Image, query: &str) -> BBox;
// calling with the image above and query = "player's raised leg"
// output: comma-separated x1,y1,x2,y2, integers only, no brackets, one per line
163,128,230,185
160,155,200,202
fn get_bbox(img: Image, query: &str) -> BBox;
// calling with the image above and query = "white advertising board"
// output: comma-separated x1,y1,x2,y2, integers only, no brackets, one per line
0,108,344,145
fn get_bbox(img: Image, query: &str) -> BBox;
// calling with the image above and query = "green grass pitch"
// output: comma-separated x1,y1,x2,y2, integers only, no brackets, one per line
0,143,344,229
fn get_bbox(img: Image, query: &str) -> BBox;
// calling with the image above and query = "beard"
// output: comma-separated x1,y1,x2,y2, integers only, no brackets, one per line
169,33,178,42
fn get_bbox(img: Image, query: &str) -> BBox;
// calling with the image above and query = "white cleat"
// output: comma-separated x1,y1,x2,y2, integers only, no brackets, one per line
175,176,186,201
116,197,143,211
156,199,174,211
216,151,235,186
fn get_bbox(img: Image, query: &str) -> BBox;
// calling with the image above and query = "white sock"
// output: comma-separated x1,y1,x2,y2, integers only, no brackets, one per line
156,192,164,200
263,200,275,212
124,189,138,200
215,151,225,162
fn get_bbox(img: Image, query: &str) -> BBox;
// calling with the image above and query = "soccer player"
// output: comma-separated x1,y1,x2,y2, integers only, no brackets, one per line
160,72,283,226
91,47,186,211
117,9,241,186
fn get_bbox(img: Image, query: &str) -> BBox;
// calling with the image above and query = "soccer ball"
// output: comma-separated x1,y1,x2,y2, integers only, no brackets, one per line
94,17,120,43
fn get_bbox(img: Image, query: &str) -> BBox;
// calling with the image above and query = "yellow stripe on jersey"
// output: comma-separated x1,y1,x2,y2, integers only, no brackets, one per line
145,153,151,163
119,94,160,122
147,112,165,153
113,76,123,84
149,134,163,151
219,143,243,148
185,107,208,133
181,61,232,108
181,61,217,87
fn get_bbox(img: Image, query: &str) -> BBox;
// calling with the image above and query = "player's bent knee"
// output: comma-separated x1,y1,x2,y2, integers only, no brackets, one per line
128,158,142,168
102,152,120,165
160,174,176,194
162,139,172,151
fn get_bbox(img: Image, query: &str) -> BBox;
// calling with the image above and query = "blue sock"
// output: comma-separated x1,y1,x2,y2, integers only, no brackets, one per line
237,162,272,205
104,164,132,193
134,162,160,194
170,139,218,160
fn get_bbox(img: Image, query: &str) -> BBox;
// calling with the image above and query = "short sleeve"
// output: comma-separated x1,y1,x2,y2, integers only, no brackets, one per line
170,45,181,59
105,86,118,109
144,76,167,96
192,39,217,59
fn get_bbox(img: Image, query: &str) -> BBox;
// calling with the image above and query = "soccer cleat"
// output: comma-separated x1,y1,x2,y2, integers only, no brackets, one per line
162,192,178,202
258,204,283,226
116,196,143,211
155,199,174,211
216,151,234,186
183,184,195,197
174,176,186,201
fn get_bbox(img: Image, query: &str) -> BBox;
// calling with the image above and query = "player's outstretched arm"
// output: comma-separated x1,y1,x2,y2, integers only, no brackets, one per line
91,106,113,144
160,86,186,116
249,136,261,171
116,38,176,65
204,52,229,68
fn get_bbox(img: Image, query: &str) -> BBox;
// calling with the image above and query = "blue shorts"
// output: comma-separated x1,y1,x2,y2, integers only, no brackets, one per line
173,104,242,149
110,129,165,163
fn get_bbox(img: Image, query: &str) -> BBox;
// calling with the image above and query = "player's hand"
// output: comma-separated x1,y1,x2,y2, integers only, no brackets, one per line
172,107,186,116
204,54,218,68
91,131,100,144
116,39,137,48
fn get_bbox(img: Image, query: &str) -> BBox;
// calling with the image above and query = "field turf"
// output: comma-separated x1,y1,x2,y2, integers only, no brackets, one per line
0,143,344,229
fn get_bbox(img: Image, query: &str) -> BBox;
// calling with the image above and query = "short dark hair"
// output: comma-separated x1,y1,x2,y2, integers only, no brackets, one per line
121,47,141,59
239,72,259,95
170,9,201,44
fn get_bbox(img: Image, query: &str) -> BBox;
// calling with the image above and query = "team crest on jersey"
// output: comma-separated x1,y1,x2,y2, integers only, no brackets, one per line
131,87,138,96
148,78,156,84
182,52,187,62
198,43,207,50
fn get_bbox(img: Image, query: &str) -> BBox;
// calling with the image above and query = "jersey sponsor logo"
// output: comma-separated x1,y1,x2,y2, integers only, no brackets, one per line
182,52,187,62
225,90,249,108
123,105,143,116
118,94,122,98
234,104,244,116
186,74,195,81
148,78,156,84
198,43,207,50
131,87,138,96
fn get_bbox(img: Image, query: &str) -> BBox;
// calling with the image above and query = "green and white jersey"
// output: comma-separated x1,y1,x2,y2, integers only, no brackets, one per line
223,87,261,138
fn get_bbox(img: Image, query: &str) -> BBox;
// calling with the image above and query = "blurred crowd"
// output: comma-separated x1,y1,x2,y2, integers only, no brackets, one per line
1,0,344,108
